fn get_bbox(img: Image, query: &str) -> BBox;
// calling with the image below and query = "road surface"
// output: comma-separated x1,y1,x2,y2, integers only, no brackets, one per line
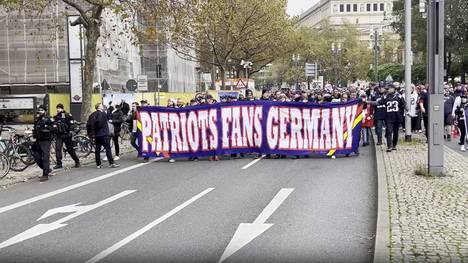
0,147,377,263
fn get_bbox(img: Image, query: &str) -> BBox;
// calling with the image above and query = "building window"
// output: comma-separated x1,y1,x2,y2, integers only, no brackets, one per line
374,3,378,11
367,3,371,11
380,3,385,11
353,4,358,12
346,4,351,12
340,4,344,12
333,4,338,12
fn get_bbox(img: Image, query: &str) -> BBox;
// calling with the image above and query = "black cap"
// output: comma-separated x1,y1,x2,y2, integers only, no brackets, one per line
37,105,46,112
56,103,64,109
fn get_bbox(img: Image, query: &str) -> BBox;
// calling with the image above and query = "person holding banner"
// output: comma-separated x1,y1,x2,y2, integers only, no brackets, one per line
361,94,373,147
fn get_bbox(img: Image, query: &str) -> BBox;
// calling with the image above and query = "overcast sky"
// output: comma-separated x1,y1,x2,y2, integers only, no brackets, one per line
287,0,320,16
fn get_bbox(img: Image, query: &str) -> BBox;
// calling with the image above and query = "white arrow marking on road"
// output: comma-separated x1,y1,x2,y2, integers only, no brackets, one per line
0,190,136,250
219,188,294,262
86,187,215,263
0,157,163,215
37,203,82,221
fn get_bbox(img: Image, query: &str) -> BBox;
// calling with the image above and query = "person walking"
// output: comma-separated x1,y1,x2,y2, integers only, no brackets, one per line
106,101,114,120
120,99,130,116
110,104,124,160
127,102,149,162
371,85,387,145
455,95,468,152
53,103,80,169
87,103,119,169
443,88,455,141
380,84,405,152
32,105,54,182
127,102,139,152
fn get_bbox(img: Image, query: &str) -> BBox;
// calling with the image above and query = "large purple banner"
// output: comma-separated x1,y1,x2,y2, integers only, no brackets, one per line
137,100,363,158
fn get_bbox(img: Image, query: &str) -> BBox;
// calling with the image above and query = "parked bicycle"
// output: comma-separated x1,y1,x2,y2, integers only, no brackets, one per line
0,152,10,179
0,125,35,173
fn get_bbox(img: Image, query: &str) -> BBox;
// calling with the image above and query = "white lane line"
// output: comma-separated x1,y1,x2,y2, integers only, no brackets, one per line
0,158,163,214
85,187,215,263
241,155,265,170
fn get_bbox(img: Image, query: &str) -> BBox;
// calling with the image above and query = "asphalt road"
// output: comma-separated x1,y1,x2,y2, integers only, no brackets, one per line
0,147,377,263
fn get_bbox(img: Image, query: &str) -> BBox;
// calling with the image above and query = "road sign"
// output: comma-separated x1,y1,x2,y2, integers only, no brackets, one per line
126,79,138,92
0,190,135,250
0,97,34,110
386,74,394,82
236,79,246,89
305,63,317,77
137,75,148,91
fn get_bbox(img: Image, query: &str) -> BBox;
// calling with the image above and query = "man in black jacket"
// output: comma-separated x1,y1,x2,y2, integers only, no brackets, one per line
53,103,80,169
32,105,54,182
110,104,124,160
87,103,119,169
379,84,406,152
371,85,387,145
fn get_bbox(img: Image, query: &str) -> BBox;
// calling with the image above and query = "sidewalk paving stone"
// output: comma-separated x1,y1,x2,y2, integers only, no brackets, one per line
377,134,468,263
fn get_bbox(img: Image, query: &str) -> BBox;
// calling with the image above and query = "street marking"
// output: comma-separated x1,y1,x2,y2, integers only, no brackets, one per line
241,155,265,170
0,190,135,249
219,188,294,262
0,158,163,215
85,187,215,263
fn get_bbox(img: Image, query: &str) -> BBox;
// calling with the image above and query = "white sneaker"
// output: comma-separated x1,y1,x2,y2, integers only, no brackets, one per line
169,159,175,163
114,156,120,161
461,145,466,152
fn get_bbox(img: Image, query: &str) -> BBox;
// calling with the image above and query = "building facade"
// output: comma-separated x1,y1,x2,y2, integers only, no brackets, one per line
298,0,397,42
139,34,197,93
0,3,197,96
0,3,142,94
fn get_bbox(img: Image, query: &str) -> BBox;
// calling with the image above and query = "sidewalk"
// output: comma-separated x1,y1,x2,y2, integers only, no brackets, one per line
375,134,468,263
1,142,136,189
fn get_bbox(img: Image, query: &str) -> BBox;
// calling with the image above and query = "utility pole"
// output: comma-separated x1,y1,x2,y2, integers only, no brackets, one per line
240,60,252,89
372,29,380,83
331,43,341,86
427,0,445,175
292,54,301,89
404,0,412,141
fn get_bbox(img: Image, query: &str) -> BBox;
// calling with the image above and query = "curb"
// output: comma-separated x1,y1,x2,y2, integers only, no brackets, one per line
373,143,391,263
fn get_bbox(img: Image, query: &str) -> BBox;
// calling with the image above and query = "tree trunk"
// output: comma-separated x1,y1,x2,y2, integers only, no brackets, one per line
220,67,226,90
81,23,100,121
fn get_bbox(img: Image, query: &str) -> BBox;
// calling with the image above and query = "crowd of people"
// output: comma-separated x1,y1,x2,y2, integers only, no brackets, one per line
30,82,468,182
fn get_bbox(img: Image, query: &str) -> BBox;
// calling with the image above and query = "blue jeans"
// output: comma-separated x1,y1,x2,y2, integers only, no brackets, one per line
375,119,385,143
130,132,139,152
362,127,371,145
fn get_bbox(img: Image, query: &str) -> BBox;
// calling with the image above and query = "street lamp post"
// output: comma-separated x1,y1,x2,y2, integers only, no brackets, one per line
371,29,381,83
427,0,445,175
240,60,252,89
404,0,413,141
331,43,342,86
292,54,301,89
